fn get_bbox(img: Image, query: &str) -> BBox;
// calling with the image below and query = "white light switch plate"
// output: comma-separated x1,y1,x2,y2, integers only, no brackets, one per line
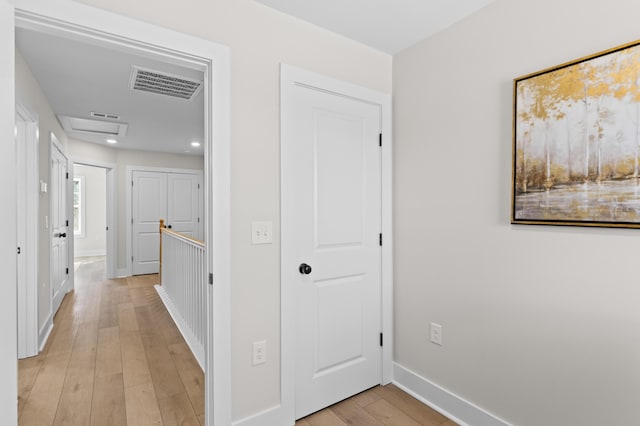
430,322,442,346
251,221,273,244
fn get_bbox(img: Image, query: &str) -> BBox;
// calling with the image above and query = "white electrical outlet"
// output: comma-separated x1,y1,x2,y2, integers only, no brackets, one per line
252,340,266,365
251,221,273,244
430,322,442,346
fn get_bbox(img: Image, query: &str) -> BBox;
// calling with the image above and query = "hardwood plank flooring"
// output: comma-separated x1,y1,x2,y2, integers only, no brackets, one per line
21,257,457,426
18,257,204,425
296,385,457,426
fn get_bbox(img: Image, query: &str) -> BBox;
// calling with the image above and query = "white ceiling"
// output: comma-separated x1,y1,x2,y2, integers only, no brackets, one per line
16,28,204,156
255,0,495,54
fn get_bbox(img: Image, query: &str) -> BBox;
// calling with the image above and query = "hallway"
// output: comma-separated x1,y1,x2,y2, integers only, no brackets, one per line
18,257,204,425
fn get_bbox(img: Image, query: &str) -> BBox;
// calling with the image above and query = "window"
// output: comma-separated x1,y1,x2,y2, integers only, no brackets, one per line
73,176,85,237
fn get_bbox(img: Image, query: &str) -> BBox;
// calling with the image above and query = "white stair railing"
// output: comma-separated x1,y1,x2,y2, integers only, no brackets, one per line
155,219,205,370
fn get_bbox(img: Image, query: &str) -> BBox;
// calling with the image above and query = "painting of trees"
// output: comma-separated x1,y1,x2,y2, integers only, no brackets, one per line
513,41,640,227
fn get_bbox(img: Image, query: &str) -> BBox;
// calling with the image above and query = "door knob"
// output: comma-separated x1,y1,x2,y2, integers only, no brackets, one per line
60,232,67,238
298,263,312,275
167,225,172,229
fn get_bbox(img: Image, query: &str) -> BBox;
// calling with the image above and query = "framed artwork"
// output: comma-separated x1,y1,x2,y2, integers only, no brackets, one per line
512,40,640,228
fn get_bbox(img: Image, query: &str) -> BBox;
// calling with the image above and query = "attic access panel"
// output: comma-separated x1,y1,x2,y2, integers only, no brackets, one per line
57,115,128,136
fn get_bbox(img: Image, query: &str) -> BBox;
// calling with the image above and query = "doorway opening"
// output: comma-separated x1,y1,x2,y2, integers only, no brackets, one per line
7,3,231,425
72,163,113,278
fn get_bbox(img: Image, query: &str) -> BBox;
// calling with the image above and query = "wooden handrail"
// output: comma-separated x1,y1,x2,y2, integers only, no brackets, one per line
160,227,204,247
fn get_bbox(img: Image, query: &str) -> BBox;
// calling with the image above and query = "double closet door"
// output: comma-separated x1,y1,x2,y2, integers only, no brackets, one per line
132,170,202,275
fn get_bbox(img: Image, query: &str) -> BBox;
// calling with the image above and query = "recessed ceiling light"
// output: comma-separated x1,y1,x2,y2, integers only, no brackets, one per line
191,141,201,147
106,139,117,144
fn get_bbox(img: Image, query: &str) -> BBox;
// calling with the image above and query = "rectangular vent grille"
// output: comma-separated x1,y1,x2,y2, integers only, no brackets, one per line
91,111,120,120
129,66,203,100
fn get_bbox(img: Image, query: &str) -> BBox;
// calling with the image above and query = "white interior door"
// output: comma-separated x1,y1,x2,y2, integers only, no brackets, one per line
132,170,167,275
285,81,383,419
167,173,201,239
51,139,69,316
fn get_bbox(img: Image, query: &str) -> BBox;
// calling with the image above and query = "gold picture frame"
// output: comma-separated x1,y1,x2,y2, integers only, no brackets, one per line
512,40,640,228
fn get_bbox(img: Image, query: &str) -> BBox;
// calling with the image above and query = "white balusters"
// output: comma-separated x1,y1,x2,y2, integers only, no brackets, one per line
155,227,205,370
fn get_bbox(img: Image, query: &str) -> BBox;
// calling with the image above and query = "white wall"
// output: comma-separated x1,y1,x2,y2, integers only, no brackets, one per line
73,0,392,419
67,139,203,271
393,1,640,425
73,164,106,257
15,49,68,336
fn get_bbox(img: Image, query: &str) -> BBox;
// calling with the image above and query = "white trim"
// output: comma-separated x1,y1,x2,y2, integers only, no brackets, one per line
393,363,511,426
155,285,204,370
38,313,53,352
126,165,204,277
74,249,107,258
232,405,283,426
12,2,232,425
15,102,39,359
280,64,393,424
0,3,17,421
72,158,117,279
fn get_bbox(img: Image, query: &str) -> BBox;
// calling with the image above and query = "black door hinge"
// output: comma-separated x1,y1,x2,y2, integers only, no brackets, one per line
66,172,69,179
17,247,21,255
379,233,382,246
66,220,69,227
380,332,383,347
379,133,382,147
65,267,69,275
209,273,213,286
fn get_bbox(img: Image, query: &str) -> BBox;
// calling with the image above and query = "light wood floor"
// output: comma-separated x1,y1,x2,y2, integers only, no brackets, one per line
296,384,457,426
20,258,455,426
18,257,204,425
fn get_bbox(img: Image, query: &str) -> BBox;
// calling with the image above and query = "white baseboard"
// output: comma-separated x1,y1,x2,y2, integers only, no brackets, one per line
393,363,510,426
38,315,53,352
74,249,106,258
232,404,289,426
154,284,205,370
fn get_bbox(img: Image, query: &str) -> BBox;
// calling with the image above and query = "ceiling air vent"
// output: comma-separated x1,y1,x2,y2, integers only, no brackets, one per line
91,111,120,120
129,66,203,100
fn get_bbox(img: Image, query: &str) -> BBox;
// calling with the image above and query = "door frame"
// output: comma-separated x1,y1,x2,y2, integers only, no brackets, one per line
0,2,17,419
49,131,71,316
280,64,393,425
72,159,117,279
8,1,231,425
126,165,204,277
16,102,39,359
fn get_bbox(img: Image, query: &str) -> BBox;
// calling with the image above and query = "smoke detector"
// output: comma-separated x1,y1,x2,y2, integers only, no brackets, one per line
129,66,203,100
